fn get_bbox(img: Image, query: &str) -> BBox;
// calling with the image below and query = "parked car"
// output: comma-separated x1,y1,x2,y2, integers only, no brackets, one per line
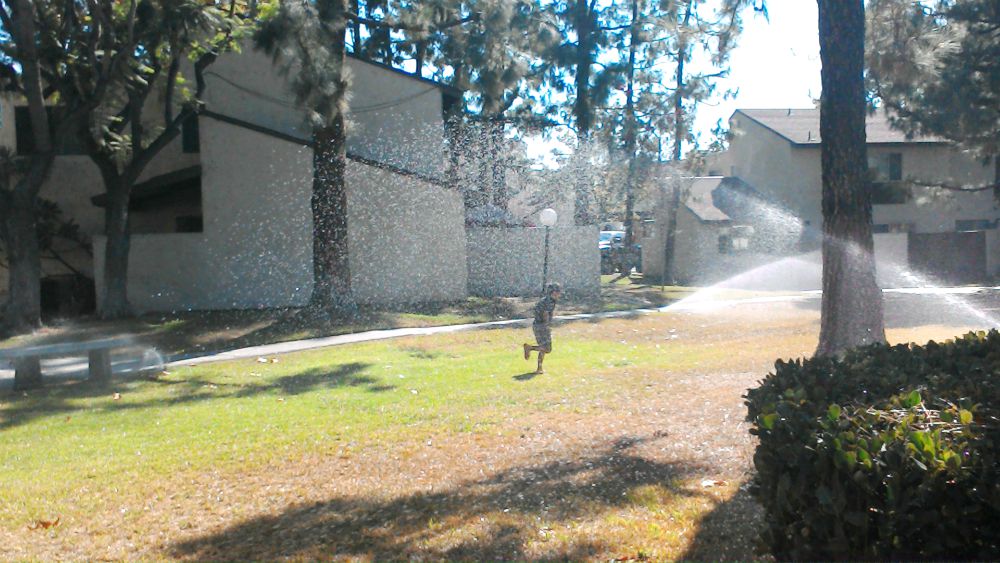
599,230,641,275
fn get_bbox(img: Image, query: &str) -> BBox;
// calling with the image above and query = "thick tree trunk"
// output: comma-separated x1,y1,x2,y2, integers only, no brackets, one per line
815,0,885,356
2,0,52,333
622,0,640,250
310,122,355,315
100,177,132,319
3,191,42,332
661,1,692,285
573,0,595,226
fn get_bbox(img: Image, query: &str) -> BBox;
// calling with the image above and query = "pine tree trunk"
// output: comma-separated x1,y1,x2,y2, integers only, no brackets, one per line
573,0,595,226
661,1,692,285
3,191,42,332
622,0,640,250
100,177,132,319
310,123,355,315
815,0,885,356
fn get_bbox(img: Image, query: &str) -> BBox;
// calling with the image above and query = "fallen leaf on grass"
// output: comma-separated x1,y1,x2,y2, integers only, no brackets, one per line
27,517,60,530
700,479,726,488
612,552,649,562
112,393,121,400
277,398,285,403
64,416,71,423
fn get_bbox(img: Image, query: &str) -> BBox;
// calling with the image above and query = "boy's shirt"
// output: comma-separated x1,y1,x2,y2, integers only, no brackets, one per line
534,295,556,324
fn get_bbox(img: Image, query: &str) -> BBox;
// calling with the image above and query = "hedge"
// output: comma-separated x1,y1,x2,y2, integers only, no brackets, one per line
745,331,1000,560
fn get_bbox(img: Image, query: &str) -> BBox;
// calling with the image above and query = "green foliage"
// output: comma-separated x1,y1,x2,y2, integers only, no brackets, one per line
867,0,1000,161
746,331,1000,560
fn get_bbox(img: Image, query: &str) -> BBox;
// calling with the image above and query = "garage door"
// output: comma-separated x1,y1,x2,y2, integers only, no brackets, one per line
908,231,987,285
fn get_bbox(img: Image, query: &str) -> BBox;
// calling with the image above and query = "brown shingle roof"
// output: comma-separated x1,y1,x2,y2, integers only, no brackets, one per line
734,108,945,145
684,177,732,222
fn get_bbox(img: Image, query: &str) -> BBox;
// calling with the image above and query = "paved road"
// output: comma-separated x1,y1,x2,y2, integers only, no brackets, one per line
4,286,1000,390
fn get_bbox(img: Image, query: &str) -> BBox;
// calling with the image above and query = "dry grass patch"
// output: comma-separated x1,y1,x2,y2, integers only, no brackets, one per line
1,302,985,561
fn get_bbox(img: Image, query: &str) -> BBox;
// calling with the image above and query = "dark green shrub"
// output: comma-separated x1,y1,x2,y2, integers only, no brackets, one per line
746,331,1000,560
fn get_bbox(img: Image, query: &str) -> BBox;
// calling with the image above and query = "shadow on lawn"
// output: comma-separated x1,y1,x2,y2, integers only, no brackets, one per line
169,435,714,561
0,362,381,430
677,483,766,561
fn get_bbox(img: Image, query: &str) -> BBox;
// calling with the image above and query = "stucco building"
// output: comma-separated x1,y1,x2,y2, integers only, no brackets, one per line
1,48,598,314
644,108,1000,287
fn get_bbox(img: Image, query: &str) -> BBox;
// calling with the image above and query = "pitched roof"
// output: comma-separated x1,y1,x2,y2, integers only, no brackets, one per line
734,108,945,145
683,176,789,224
684,177,732,222
347,54,464,99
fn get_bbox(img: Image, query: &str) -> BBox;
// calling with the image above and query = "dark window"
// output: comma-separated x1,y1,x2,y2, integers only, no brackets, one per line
871,180,910,204
14,106,87,156
888,153,902,181
181,115,200,153
869,152,903,182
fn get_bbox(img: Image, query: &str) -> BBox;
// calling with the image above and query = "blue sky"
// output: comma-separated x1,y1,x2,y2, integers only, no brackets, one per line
526,0,822,164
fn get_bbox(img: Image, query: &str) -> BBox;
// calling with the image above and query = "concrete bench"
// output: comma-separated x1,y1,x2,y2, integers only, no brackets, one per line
0,337,133,390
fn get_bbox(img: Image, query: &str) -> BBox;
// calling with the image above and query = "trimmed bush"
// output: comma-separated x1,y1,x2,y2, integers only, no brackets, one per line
746,331,1000,560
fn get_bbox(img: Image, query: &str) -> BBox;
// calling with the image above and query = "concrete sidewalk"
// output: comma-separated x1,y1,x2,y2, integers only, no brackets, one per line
0,307,667,389
6,284,994,390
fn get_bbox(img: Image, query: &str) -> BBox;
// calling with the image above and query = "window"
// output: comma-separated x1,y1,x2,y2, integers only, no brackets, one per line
869,152,903,181
871,180,910,204
14,107,87,156
718,225,754,254
956,219,995,231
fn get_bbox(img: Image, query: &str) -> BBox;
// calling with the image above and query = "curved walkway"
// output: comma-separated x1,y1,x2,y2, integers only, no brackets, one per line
4,285,999,389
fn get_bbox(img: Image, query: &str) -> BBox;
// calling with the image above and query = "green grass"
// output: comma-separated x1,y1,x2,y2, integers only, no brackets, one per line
2,324,711,524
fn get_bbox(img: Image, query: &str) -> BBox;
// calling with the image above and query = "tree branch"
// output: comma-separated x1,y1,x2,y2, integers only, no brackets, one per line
348,12,478,33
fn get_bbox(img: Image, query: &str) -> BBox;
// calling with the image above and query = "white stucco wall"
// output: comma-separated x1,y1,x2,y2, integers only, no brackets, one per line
728,113,998,235
95,118,465,313
871,145,998,233
203,48,446,179
467,227,599,297
0,95,198,300
346,163,467,305
95,118,314,312
728,114,824,229
651,209,914,290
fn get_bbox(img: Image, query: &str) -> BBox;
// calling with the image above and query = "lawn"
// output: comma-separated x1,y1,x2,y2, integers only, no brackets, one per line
0,301,977,561
1,278,687,358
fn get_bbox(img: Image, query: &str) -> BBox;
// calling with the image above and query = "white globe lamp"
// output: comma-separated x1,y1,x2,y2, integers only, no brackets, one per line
539,208,558,227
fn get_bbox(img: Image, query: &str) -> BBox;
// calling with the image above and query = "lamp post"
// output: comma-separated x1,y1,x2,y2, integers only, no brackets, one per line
539,208,558,293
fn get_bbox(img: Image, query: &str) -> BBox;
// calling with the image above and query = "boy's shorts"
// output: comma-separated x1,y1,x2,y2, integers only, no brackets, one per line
532,322,552,351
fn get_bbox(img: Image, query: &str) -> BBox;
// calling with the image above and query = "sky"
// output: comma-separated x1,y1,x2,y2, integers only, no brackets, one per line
526,0,822,165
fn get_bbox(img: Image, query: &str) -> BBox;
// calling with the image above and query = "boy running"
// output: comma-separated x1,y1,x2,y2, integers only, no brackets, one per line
523,282,562,374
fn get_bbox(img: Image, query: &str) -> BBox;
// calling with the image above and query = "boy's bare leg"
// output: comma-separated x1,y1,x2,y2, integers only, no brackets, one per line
536,351,545,373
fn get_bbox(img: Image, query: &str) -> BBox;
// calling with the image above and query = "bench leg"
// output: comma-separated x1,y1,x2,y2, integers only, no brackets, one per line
13,357,43,391
88,349,112,383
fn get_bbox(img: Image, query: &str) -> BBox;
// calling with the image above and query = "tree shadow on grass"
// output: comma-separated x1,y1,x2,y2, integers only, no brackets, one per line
169,435,713,561
0,362,382,431
678,482,768,562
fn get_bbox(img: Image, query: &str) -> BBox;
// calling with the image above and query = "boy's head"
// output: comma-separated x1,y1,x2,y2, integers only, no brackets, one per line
546,282,562,300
